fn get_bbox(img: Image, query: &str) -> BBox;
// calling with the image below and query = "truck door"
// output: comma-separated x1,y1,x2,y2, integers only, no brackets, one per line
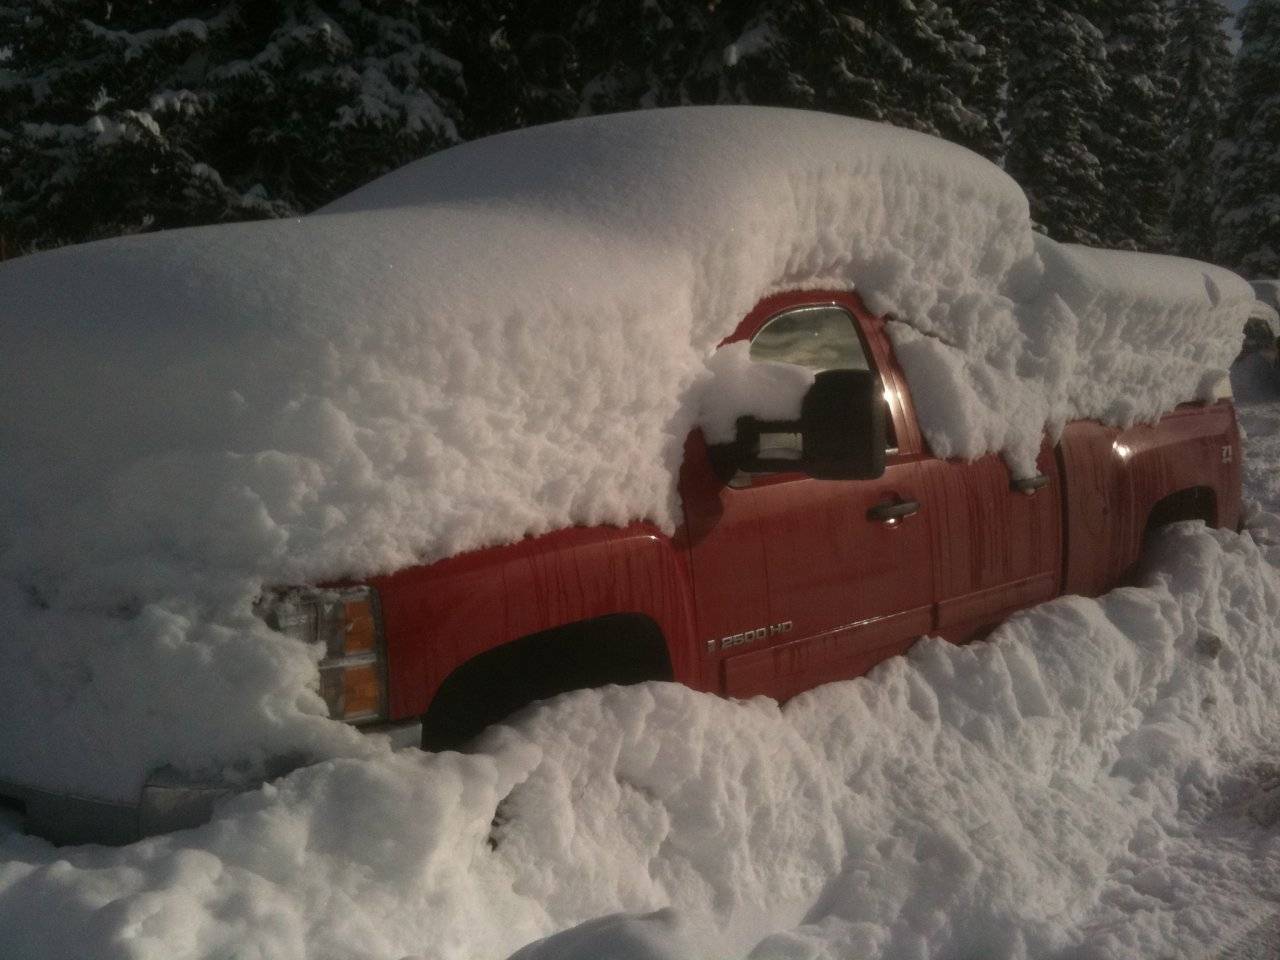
682,292,936,701
914,441,1062,643
893,346,1063,642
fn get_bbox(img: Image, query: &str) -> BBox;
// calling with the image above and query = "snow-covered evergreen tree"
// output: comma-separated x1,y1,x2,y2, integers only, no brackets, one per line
1214,0,1280,275
571,0,722,113
1166,0,1235,261
448,0,578,139
1094,0,1175,250
952,0,1013,164
1005,0,1111,244
0,3,23,258
453,0,729,137
717,0,992,151
0,2,223,248
210,3,462,212
458,0,995,156
0,2,462,252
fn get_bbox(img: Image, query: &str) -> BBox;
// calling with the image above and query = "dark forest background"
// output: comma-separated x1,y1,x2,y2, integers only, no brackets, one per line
1,0,1277,275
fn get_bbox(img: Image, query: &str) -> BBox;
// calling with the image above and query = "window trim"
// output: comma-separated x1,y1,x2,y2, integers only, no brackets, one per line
745,300,899,458
748,302,874,372
714,289,923,465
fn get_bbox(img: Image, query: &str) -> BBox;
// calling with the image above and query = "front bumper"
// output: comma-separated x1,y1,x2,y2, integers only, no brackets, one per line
0,722,421,846
0,769,239,846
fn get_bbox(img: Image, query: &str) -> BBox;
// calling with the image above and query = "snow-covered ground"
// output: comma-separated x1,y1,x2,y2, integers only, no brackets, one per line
0,362,1276,960
1235,351,1280,520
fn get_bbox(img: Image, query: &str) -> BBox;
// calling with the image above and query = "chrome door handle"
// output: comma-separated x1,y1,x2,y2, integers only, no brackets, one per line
868,499,920,522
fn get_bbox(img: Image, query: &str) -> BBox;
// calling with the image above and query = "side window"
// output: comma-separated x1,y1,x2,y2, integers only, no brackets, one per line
750,305,870,371
749,304,896,449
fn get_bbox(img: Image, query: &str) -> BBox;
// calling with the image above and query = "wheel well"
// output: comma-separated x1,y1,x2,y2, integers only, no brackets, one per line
1144,486,1217,538
420,613,673,752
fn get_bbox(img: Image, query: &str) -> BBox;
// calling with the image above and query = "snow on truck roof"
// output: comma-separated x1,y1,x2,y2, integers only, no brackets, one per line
0,106,1256,797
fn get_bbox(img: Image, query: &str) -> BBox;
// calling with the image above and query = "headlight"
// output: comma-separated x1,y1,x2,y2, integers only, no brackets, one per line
257,585,388,724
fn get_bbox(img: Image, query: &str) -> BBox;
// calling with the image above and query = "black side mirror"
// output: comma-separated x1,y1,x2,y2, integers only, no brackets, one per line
800,369,886,479
721,369,887,481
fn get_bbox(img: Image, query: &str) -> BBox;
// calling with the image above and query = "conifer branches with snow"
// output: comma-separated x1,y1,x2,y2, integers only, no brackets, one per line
2,0,1275,273
952,0,1011,165
0,2,462,253
1167,0,1235,262
1214,0,1280,276
1005,0,1111,245
1094,0,1176,251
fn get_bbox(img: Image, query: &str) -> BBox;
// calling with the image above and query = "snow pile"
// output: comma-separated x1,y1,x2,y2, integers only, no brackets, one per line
887,236,1251,468
0,106,1256,796
1,521,1278,960
1233,352,1280,521
697,341,816,443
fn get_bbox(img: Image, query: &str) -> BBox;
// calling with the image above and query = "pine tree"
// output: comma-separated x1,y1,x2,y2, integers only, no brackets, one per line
0,2,462,252
1093,0,1175,250
716,0,993,151
1166,0,1234,261
569,0,707,113
203,2,463,213
447,0,578,140
1214,0,1280,276
455,0,997,154
1005,0,1111,245
952,0,1013,165
0,2,229,249
0,3,26,258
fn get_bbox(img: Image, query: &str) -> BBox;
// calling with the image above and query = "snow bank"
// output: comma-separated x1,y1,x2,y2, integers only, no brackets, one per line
1233,352,1280,523
0,106,1256,797
697,342,816,443
1253,278,1280,312
1,522,1278,960
887,236,1253,468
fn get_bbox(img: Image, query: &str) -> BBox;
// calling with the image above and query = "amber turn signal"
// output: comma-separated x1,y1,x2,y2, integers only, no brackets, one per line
342,598,377,654
257,585,388,725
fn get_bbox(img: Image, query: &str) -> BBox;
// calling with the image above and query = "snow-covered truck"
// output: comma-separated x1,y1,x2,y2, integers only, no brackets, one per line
262,286,1243,748
0,107,1254,844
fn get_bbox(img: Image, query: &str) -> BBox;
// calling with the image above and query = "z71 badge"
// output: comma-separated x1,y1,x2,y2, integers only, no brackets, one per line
710,620,793,653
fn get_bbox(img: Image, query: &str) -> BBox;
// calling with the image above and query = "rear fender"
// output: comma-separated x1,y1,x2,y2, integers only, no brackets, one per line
1059,402,1242,596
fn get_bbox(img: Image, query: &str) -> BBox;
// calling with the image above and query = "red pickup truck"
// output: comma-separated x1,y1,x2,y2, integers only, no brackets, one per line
260,286,1243,752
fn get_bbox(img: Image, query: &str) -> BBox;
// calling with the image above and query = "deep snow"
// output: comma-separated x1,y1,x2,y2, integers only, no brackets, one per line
1234,351,1280,522
1,509,1279,960
0,107,1258,800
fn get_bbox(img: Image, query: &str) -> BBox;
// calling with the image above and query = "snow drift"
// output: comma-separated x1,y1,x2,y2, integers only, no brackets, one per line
1233,350,1280,521
0,106,1257,797
1,521,1278,960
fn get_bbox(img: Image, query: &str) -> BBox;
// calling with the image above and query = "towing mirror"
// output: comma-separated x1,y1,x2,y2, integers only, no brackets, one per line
729,369,887,481
800,369,886,479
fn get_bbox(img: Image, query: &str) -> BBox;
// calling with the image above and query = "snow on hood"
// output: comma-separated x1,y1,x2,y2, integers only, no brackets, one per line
1233,353,1280,525
1,522,1278,960
0,106,1257,797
